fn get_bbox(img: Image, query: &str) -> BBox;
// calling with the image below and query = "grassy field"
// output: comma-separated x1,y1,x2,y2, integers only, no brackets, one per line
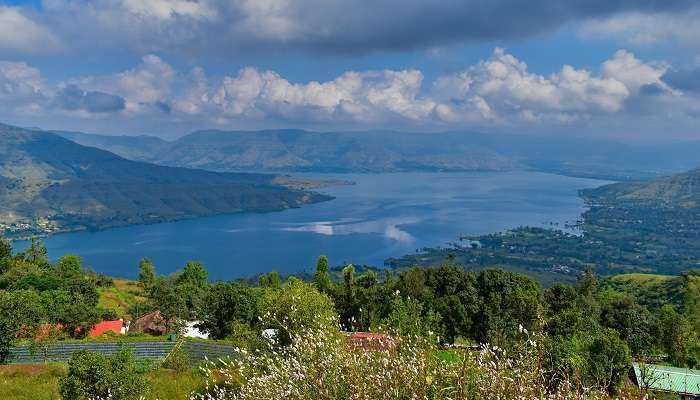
98,278,146,319
607,273,675,283
0,364,204,400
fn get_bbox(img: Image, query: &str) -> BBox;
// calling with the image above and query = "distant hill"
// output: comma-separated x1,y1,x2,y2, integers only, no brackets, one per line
56,129,700,180
0,124,331,236
582,167,700,208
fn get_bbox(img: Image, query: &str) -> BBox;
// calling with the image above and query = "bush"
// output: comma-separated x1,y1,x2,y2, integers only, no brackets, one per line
161,342,191,373
194,322,639,400
58,347,148,400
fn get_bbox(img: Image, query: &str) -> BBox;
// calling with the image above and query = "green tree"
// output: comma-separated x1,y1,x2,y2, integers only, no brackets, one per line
313,255,332,294
59,347,148,400
0,236,11,274
258,271,282,289
176,261,208,288
379,295,441,340
659,304,696,367
148,278,188,321
137,258,156,289
0,289,42,363
585,328,631,394
56,255,82,277
340,264,357,329
19,238,49,267
473,269,543,346
197,283,258,339
0,236,10,260
599,291,656,356
258,278,338,345
425,266,480,343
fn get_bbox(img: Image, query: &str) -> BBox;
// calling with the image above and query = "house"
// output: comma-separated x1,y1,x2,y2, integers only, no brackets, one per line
347,332,396,350
632,363,700,399
130,310,169,336
88,320,126,337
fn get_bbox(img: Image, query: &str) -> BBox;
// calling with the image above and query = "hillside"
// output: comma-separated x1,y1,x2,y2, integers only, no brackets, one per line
0,124,331,236
56,129,700,180
581,167,700,208
391,166,700,280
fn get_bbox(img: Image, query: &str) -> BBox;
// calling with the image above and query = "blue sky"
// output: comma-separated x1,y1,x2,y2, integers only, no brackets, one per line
1,0,699,140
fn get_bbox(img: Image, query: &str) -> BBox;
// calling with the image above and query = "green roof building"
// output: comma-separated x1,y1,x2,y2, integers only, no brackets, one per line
633,363,700,398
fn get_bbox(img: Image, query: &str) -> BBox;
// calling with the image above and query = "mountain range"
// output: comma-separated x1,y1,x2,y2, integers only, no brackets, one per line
56,129,700,180
0,123,331,236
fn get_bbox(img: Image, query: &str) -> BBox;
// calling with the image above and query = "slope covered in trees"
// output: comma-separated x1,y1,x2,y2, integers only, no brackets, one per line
0,123,331,236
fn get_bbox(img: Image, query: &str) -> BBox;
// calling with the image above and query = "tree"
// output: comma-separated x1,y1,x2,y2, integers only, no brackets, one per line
40,289,100,338
313,255,332,294
148,278,187,321
197,283,257,339
19,238,49,267
56,255,82,277
258,278,338,345
0,236,11,274
585,328,631,394
425,266,480,343
473,269,543,346
659,304,696,367
599,291,656,356
176,261,208,288
379,295,441,340
258,271,282,289
339,264,357,329
59,347,148,400
137,258,156,289
0,290,42,363
0,236,10,259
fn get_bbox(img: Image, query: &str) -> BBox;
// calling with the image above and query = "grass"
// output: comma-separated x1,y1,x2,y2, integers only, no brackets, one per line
608,273,675,283
0,364,204,400
98,278,146,319
0,364,65,400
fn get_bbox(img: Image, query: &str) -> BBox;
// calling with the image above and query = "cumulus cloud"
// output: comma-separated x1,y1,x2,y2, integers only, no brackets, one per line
602,50,672,95
432,49,630,123
1,48,699,133
67,55,175,114
0,7,61,54
0,61,48,117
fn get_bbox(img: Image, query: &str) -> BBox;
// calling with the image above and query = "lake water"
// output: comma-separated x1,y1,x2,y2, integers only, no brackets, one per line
15,172,608,280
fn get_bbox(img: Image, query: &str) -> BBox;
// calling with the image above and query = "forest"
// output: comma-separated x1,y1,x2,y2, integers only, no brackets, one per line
1,234,699,399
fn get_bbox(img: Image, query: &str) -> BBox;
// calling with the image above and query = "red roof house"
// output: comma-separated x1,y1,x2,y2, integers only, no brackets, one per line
347,332,396,350
130,310,169,336
88,320,125,337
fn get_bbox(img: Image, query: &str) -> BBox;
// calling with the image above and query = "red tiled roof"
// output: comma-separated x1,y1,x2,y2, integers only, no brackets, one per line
348,332,396,350
88,320,123,337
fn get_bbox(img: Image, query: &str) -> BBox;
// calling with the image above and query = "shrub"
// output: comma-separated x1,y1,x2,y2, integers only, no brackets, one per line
58,347,148,400
194,321,640,400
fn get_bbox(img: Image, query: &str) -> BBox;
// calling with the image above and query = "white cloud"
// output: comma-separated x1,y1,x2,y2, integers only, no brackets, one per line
602,50,671,94
0,7,61,54
432,48,630,123
68,55,176,113
1,48,700,133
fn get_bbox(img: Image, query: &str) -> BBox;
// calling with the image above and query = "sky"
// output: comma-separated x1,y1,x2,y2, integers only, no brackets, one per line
0,1,699,140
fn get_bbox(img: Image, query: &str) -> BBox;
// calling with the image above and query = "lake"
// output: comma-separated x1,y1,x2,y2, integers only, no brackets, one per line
15,171,609,280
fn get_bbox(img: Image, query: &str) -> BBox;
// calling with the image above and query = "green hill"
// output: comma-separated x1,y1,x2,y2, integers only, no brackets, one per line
56,129,700,180
582,167,700,208
0,123,331,236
